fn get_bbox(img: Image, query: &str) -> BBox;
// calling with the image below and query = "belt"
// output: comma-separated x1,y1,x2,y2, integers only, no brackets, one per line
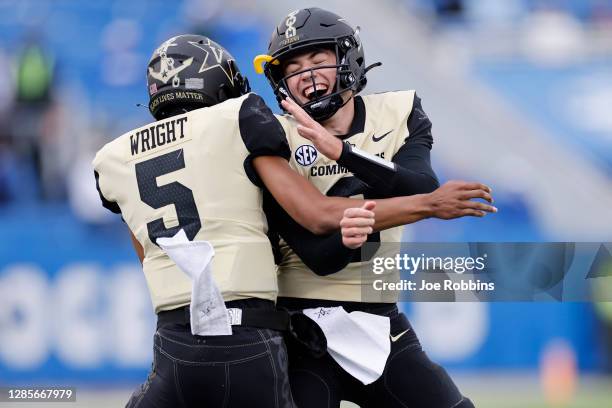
157,305,290,332
277,297,397,315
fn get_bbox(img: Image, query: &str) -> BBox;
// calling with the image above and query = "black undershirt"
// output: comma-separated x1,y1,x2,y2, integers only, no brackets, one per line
336,94,439,197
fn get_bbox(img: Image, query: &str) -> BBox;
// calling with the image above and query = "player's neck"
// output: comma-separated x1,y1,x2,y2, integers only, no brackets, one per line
320,97,355,136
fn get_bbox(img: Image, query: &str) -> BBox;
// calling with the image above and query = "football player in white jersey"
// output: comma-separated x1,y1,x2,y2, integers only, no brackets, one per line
255,8,491,408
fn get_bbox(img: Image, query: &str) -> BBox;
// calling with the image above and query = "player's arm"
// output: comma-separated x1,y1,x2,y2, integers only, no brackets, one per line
265,179,495,275
240,93,362,235
256,156,494,273
263,191,358,275
265,180,495,275
342,186,497,250
282,95,439,198
254,156,365,234
244,94,438,235
368,181,496,232
244,95,495,236
256,156,495,234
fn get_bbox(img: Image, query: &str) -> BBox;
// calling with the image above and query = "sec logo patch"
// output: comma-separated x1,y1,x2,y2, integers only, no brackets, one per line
295,144,318,166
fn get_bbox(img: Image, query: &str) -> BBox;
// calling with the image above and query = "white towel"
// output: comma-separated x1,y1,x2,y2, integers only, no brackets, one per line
303,306,391,385
157,229,232,336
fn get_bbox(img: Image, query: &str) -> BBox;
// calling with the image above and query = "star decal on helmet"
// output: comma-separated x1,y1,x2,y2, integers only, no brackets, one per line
188,38,236,86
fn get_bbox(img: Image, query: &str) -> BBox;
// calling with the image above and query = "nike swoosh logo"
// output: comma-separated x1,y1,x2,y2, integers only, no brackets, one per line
390,329,410,343
372,130,393,142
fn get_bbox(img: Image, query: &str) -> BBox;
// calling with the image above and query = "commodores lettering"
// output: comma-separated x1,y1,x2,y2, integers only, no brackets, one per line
309,152,385,177
310,163,350,177
130,117,188,155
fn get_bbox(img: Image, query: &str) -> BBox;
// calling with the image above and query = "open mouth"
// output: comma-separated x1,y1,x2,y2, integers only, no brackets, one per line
303,84,329,100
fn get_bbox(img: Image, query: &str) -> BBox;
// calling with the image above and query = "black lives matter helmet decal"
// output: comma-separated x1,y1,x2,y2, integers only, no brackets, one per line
253,8,380,122
147,34,250,120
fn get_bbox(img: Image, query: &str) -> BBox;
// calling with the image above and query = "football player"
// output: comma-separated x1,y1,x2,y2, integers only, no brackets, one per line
255,8,486,408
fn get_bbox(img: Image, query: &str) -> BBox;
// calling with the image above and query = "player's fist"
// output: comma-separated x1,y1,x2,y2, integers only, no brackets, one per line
427,180,497,219
341,201,376,249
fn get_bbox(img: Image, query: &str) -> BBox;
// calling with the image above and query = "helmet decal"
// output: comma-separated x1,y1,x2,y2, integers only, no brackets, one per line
147,34,250,120
148,36,194,84
188,38,236,86
285,10,299,39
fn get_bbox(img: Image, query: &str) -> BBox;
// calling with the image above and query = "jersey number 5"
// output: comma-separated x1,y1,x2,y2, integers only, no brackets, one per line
135,149,201,245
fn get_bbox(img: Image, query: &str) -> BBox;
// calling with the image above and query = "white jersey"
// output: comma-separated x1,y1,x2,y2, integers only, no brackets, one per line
93,93,290,312
276,91,418,303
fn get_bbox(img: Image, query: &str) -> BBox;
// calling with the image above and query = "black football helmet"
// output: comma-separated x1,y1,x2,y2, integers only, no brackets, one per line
254,8,380,122
147,34,250,120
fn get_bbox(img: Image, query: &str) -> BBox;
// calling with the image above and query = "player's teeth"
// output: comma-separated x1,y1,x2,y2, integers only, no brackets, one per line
305,85,327,98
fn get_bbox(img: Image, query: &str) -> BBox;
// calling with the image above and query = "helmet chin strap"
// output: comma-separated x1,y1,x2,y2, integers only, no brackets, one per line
306,96,340,121
305,88,352,122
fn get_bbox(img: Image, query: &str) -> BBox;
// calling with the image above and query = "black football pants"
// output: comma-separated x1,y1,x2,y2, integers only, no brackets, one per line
126,299,295,408
286,305,475,408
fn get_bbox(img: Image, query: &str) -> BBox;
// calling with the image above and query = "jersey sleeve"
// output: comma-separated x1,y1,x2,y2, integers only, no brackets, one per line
337,93,439,198
263,191,356,276
94,169,121,214
388,93,439,194
239,93,291,187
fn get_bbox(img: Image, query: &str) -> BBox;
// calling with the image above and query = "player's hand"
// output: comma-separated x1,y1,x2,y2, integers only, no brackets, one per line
426,181,497,219
281,97,343,160
341,201,376,249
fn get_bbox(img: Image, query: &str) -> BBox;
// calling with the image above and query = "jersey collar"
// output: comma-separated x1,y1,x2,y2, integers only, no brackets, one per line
338,96,365,140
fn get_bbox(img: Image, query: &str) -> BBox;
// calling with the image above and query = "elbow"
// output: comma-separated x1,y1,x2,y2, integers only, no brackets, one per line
298,216,332,236
424,175,440,193
308,261,342,276
308,256,352,276
314,216,337,235
300,203,338,235
315,210,340,235
313,268,337,276
305,218,336,235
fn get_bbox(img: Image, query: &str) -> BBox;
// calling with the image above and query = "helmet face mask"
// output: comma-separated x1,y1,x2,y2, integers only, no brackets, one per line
259,8,373,122
268,45,357,122
147,34,250,120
